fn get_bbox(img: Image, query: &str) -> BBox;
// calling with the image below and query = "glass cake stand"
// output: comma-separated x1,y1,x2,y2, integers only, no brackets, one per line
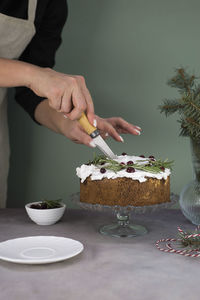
71,193,178,238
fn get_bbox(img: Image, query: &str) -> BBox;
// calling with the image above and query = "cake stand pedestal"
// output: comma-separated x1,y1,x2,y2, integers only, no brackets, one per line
99,208,147,237
71,193,178,238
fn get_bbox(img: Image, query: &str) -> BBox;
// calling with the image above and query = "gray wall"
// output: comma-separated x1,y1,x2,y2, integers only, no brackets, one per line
7,0,200,207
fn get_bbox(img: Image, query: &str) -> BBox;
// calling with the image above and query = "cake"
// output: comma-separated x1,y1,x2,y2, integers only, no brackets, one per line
76,154,172,207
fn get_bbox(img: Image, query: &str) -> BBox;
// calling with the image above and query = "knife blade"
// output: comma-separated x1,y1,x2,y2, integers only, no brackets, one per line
78,112,117,159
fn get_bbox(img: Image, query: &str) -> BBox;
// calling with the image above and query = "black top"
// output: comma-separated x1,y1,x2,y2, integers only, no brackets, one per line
0,0,68,122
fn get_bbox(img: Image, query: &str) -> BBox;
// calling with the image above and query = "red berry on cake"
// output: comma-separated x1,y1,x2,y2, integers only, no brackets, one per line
122,152,127,156
126,167,135,173
100,168,106,174
160,166,165,171
127,161,133,165
120,162,125,165
149,155,155,159
139,155,145,158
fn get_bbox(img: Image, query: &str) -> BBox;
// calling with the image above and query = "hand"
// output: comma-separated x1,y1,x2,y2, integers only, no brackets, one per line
95,116,141,142
35,100,141,147
60,115,141,147
29,67,95,124
0,59,93,124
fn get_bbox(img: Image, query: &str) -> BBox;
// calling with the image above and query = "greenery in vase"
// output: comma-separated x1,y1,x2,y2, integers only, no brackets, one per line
88,154,173,174
159,68,200,141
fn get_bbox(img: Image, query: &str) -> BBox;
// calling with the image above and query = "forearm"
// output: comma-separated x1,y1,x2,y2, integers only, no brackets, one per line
34,99,64,134
0,58,40,88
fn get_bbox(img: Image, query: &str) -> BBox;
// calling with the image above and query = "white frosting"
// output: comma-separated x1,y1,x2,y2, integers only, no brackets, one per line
76,155,171,183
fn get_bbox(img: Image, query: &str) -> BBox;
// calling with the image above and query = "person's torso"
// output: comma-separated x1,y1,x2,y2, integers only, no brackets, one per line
0,0,50,29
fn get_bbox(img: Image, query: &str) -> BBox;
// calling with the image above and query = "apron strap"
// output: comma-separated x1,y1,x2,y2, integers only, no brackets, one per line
28,0,38,22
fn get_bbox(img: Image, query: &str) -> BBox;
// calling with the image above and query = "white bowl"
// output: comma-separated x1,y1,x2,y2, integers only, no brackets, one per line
25,202,66,225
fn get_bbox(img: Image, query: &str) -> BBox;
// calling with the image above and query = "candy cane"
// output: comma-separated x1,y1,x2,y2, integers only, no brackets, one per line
155,226,200,258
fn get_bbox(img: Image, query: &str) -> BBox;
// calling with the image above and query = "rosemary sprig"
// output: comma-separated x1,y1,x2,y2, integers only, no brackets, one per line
178,231,200,250
41,198,62,209
88,154,173,174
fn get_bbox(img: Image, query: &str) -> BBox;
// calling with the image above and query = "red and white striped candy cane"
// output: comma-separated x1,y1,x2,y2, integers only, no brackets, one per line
155,226,200,258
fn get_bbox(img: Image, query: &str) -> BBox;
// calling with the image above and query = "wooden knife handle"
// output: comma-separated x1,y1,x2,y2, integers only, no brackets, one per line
78,112,97,135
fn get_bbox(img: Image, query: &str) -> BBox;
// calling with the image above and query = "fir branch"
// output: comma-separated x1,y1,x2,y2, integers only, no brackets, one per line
159,99,184,116
193,83,200,98
159,67,200,141
167,68,196,94
186,117,200,129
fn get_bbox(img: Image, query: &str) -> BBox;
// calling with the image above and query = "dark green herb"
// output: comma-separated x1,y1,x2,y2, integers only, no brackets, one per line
178,230,200,251
30,198,62,209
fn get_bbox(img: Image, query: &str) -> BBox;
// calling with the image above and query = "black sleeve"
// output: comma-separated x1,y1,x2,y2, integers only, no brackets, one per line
15,0,68,123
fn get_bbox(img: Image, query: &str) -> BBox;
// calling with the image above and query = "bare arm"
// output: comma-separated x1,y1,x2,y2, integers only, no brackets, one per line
0,58,36,88
0,57,95,123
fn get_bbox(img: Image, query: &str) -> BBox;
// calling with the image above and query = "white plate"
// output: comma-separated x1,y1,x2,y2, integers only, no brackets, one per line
0,236,84,264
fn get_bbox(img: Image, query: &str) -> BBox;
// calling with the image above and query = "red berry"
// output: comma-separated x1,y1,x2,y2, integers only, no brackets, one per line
149,155,155,159
30,204,40,209
160,166,165,171
100,168,106,174
127,160,133,165
139,155,145,158
126,167,135,173
122,152,127,156
120,162,125,165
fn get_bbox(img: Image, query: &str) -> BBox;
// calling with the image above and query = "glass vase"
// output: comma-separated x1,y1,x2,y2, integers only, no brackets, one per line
179,138,200,225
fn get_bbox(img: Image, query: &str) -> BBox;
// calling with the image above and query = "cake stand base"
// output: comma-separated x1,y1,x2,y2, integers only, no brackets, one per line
99,223,147,238
99,211,147,238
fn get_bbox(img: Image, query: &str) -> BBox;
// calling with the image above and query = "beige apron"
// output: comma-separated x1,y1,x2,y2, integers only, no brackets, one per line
0,0,37,208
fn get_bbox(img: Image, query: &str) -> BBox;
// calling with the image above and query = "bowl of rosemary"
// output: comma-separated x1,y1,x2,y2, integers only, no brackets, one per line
25,199,66,225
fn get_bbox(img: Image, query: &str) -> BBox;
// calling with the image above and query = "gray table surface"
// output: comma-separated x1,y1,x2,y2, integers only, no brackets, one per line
0,207,200,300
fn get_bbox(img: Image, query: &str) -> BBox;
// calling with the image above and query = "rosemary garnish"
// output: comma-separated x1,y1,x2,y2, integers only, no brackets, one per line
88,154,173,174
178,231,200,251
41,198,62,209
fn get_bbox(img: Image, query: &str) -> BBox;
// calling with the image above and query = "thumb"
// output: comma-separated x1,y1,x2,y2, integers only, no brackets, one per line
75,128,96,148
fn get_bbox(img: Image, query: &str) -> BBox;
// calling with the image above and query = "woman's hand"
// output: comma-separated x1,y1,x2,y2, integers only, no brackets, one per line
95,116,141,142
35,100,141,147
0,58,95,125
60,115,141,147
30,68,95,124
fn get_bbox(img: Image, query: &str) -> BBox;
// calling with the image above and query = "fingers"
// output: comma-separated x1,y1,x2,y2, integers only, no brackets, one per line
96,117,123,142
106,117,141,135
99,131,109,140
71,126,96,148
75,75,95,126
65,83,87,120
59,90,72,114
33,69,95,120
48,96,62,111
46,73,95,123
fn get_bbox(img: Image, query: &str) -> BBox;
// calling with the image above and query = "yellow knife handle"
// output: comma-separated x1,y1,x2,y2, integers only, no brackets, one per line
78,112,98,137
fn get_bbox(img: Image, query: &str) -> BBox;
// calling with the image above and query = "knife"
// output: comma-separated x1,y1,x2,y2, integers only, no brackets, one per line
78,112,117,159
